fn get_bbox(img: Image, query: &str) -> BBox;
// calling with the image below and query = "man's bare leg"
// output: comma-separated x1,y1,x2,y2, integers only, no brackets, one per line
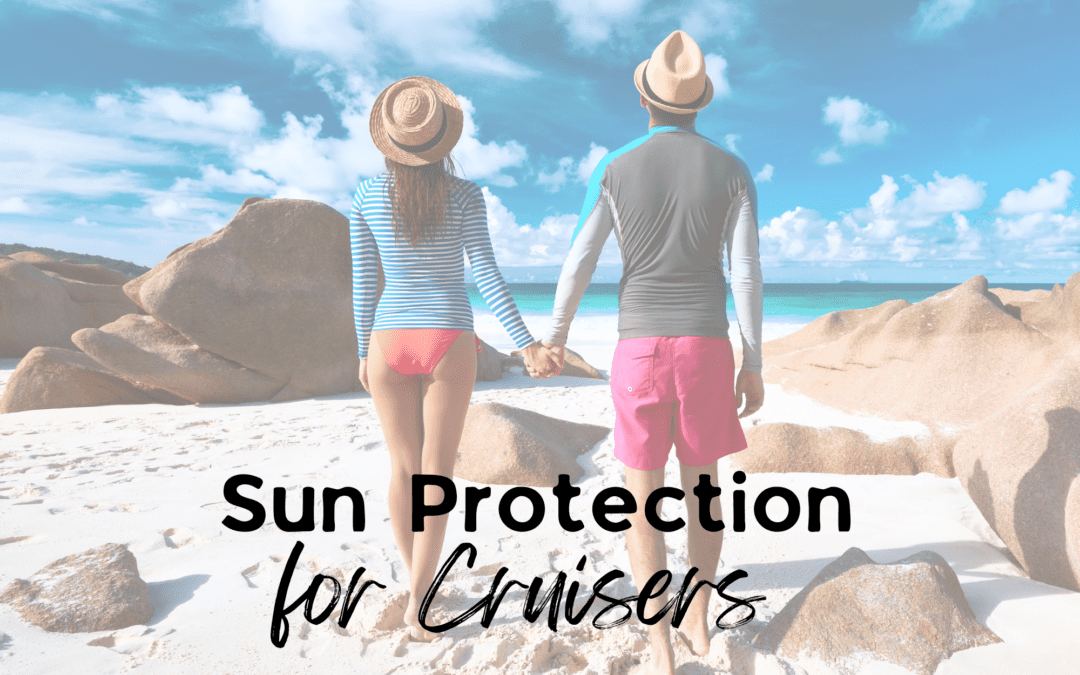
677,461,722,656
625,466,676,675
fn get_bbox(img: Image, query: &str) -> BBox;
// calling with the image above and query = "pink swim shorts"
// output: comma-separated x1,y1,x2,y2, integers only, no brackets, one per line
611,336,747,470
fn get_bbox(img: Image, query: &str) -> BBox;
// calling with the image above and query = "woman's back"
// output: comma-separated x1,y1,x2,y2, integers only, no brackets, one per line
349,171,532,357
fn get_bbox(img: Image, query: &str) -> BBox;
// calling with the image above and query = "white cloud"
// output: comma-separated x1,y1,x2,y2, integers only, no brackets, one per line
912,0,978,39
240,0,533,77
681,1,748,42
453,96,529,188
724,134,740,155
703,53,733,99
0,197,34,215
822,96,894,146
18,0,154,21
817,147,843,165
951,212,982,259
998,170,1074,215
482,187,619,267
94,86,265,146
853,173,986,237
536,157,574,193
760,207,865,263
536,143,608,193
889,235,922,263
766,172,995,264
550,0,646,47
755,164,774,183
72,215,102,228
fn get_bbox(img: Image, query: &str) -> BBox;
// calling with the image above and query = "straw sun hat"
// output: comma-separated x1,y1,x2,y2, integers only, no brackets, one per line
369,76,464,166
634,30,714,114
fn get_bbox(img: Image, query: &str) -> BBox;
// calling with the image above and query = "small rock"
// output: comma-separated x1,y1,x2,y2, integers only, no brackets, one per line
0,347,170,414
456,403,610,486
73,314,283,404
753,547,1000,675
735,423,955,477
0,543,154,633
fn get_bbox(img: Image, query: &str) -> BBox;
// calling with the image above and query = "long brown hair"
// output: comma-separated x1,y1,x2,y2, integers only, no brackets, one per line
384,156,459,247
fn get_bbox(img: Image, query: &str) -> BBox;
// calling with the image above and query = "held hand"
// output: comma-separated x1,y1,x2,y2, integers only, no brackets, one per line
359,358,370,392
541,341,566,371
735,369,764,418
522,342,561,379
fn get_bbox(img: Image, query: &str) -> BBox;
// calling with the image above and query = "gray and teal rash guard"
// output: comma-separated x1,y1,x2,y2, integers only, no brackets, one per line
546,125,764,372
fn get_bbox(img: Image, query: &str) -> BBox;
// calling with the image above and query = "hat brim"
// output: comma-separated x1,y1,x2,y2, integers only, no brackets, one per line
370,76,464,166
634,59,714,114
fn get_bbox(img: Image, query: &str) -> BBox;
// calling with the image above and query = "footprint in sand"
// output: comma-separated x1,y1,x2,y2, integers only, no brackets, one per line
294,620,334,658
241,557,289,588
86,626,162,660
162,527,206,548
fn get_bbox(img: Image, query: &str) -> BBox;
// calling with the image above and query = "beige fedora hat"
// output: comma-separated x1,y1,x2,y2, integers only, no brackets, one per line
370,76,464,166
634,30,714,114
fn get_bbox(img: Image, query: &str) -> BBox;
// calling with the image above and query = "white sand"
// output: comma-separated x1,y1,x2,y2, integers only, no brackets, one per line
1,318,1078,675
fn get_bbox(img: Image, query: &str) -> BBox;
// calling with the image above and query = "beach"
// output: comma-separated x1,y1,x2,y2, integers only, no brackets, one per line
2,311,1078,675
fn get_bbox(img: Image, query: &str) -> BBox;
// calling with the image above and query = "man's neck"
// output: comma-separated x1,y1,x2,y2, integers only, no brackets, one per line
648,119,694,130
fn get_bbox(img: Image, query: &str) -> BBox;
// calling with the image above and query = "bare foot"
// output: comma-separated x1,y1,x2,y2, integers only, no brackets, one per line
677,621,711,657
635,644,676,675
404,601,439,643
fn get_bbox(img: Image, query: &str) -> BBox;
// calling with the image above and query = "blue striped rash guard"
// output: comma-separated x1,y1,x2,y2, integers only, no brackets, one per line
349,172,535,359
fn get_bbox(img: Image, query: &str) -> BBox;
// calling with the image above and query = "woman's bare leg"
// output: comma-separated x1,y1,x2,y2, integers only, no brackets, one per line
402,331,477,639
367,333,424,579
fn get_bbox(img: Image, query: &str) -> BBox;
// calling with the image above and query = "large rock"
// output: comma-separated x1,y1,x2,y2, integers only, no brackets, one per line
0,258,73,357
456,403,610,487
1019,271,1080,341
0,255,140,358
123,197,359,399
988,286,1052,323
733,423,954,477
73,314,284,404
0,543,154,632
753,547,999,675
9,251,131,286
952,368,1080,591
763,275,1059,427
0,347,178,414
476,338,513,382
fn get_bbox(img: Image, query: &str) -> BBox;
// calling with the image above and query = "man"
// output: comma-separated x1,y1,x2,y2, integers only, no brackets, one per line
541,30,764,675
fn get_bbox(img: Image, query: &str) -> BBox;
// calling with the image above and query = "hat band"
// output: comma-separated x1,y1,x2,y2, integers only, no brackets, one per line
389,107,448,154
641,60,708,110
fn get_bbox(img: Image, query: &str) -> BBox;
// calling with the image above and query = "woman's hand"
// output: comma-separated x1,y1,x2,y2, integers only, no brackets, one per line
359,358,370,392
522,341,564,378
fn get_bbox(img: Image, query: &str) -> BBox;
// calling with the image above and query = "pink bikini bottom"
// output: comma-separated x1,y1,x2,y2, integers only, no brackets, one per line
377,329,482,376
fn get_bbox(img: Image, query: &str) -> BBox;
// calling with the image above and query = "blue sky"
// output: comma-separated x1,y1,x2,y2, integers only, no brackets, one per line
0,0,1077,282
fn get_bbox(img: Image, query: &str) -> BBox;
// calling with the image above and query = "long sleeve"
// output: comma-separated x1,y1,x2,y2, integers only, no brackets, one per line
461,185,535,349
349,185,379,358
725,184,764,373
546,187,614,345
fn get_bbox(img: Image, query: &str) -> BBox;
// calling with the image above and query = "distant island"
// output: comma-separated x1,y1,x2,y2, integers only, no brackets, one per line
1,243,150,279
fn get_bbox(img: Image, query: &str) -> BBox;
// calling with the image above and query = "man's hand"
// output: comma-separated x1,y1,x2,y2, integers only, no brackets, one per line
522,341,563,378
735,369,764,418
359,358,370,392
542,341,565,371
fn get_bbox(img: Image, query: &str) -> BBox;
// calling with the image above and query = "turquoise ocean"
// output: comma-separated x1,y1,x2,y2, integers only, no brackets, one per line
469,282,1056,322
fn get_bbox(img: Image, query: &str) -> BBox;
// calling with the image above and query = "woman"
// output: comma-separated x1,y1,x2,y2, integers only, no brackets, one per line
349,76,556,640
